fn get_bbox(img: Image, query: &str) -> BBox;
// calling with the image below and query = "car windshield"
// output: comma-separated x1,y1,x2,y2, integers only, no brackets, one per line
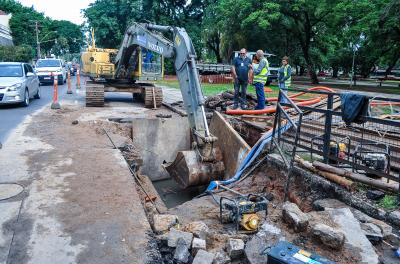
0,65,23,77
36,60,61,67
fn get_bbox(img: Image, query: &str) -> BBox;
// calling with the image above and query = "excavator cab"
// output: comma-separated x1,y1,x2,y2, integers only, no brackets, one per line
140,48,163,80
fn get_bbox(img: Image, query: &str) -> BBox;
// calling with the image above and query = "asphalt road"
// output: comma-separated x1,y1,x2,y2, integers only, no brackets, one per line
0,76,82,145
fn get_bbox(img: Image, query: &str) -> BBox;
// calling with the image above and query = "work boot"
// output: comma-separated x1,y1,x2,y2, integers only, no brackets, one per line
232,103,239,110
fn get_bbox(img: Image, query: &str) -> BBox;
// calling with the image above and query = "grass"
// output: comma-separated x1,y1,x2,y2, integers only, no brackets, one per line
156,79,313,99
378,195,399,210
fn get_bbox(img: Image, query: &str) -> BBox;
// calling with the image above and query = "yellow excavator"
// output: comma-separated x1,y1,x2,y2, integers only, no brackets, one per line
81,28,163,107
81,23,225,189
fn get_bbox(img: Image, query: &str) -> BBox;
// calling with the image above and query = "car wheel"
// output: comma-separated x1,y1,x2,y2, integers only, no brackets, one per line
22,89,29,107
34,87,41,99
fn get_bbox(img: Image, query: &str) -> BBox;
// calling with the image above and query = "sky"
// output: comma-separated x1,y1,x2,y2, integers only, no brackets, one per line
18,0,95,25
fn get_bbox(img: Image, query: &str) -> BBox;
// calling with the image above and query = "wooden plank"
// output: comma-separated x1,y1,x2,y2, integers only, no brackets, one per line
162,102,187,117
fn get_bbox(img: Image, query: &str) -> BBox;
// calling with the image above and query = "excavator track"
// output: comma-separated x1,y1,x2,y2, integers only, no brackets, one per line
86,82,105,107
142,85,163,108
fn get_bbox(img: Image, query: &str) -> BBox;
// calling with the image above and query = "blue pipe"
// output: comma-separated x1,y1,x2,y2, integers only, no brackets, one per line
206,123,292,192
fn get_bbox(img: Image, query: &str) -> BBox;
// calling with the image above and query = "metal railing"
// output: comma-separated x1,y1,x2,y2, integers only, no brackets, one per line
279,87,400,195
270,91,304,200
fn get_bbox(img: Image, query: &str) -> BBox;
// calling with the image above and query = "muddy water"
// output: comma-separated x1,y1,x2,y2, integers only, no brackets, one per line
152,178,204,208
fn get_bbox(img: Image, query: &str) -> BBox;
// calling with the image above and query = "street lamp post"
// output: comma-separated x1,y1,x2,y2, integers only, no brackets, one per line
36,29,57,59
35,22,41,60
350,44,356,88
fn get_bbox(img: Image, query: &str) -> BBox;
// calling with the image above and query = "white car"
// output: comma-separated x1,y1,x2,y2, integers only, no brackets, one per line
0,62,41,106
36,58,67,85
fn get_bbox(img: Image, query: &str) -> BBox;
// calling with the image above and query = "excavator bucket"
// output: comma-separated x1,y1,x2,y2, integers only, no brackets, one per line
164,150,225,189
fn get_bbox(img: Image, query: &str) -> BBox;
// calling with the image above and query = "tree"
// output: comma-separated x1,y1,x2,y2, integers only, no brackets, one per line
0,45,34,62
1,0,83,59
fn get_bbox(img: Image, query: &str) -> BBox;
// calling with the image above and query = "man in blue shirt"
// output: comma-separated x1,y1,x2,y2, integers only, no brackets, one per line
231,48,252,109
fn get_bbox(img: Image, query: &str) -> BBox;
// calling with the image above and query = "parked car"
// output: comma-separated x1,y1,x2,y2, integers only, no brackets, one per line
35,58,67,85
0,62,40,106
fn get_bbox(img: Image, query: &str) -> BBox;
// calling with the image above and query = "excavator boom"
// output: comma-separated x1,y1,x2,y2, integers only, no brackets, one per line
114,22,224,187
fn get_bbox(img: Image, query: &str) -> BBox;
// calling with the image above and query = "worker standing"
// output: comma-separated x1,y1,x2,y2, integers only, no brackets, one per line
278,56,292,103
253,50,269,110
231,48,252,109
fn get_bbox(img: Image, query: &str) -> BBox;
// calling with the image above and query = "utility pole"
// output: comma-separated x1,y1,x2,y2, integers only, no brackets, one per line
35,21,41,60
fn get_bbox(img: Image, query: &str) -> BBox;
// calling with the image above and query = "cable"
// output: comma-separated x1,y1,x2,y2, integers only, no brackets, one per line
103,128,161,214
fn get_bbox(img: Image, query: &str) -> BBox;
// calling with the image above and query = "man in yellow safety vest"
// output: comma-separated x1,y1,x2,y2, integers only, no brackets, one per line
278,56,292,103
252,50,269,109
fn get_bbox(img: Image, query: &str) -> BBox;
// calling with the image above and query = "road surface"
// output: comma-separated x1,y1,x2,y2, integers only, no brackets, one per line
0,76,141,146
0,77,80,145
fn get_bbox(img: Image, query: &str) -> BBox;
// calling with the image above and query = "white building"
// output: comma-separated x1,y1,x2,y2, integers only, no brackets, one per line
0,10,13,46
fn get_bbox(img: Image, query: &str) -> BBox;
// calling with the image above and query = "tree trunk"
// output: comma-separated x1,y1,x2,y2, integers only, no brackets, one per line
297,13,319,84
385,55,400,77
299,65,305,76
207,32,222,63
303,49,318,83
332,66,339,78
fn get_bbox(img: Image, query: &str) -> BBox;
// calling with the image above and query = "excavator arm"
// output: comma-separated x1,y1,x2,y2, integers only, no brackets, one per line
114,23,224,187
115,23,216,160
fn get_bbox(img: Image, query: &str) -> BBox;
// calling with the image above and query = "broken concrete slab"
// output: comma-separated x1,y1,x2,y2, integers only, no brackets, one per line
361,223,383,244
226,238,244,260
209,111,250,178
153,214,178,233
192,249,214,264
174,238,191,263
311,223,345,249
313,198,393,237
212,250,230,264
282,202,309,232
192,237,206,251
183,221,209,240
313,198,347,211
327,208,379,264
387,210,400,227
245,221,284,264
168,228,193,248
131,117,190,181
366,190,385,200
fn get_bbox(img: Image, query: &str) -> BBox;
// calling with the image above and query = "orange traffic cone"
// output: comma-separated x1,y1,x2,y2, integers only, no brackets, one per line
76,67,81,89
67,71,72,94
51,73,61,109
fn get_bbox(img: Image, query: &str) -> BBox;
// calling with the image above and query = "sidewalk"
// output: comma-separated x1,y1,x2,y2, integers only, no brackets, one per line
0,93,156,263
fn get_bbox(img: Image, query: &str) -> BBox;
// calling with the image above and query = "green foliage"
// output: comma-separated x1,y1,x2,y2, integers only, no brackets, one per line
2,0,400,79
0,45,34,62
378,195,399,210
0,0,83,59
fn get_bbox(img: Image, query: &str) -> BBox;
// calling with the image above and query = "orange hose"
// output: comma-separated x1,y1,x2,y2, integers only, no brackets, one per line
226,86,333,115
227,97,322,115
371,102,400,106
226,86,399,115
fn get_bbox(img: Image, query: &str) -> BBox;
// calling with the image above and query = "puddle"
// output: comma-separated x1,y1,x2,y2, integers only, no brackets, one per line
152,178,204,208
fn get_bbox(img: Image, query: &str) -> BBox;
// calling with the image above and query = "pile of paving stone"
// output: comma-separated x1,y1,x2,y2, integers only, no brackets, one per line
151,214,246,264
205,91,258,111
